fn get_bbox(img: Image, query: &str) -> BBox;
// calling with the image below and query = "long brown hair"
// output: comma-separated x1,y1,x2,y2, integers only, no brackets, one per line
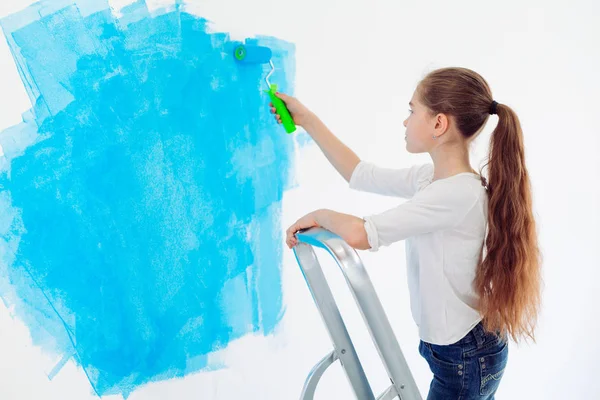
417,67,542,343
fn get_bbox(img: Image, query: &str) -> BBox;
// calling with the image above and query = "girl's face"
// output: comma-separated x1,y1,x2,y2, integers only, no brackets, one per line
402,93,438,154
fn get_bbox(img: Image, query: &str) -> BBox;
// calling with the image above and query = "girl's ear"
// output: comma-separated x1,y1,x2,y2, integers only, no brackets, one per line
433,113,449,136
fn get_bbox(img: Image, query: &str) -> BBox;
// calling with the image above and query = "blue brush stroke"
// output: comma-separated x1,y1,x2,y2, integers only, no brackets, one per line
0,0,297,397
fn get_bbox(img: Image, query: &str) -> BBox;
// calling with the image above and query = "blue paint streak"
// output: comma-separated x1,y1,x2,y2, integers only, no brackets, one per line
0,0,296,397
48,351,76,380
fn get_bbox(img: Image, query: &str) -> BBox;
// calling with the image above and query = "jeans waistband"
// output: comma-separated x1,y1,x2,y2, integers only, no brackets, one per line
457,320,487,347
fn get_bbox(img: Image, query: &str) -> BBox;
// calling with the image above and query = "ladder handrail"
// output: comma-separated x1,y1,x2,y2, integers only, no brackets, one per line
294,227,422,400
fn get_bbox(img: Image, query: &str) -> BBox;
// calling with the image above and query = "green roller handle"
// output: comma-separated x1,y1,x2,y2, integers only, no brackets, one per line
266,84,296,134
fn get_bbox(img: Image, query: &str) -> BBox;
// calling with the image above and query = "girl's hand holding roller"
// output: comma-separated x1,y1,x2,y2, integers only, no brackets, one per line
270,92,315,128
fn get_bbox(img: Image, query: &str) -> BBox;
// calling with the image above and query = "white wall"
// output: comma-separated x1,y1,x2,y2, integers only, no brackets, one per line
0,0,598,399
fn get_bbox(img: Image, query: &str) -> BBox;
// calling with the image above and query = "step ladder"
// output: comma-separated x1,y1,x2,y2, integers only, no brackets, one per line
293,227,422,400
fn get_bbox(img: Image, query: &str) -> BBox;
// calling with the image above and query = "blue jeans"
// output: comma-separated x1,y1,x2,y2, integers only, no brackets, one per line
419,321,508,399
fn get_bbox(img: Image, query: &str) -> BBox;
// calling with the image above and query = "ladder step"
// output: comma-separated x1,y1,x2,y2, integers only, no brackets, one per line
377,385,399,400
301,350,338,399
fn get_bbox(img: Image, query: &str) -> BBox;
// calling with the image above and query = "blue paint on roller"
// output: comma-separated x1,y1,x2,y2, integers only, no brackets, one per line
0,0,297,397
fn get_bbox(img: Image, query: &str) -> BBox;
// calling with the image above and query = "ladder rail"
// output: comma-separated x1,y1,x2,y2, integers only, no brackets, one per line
294,227,422,400
295,241,376,399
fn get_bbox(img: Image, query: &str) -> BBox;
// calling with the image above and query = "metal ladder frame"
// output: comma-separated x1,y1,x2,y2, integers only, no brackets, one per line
293,227,422,400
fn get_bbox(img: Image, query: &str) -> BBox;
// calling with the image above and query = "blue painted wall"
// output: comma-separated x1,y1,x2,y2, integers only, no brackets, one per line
0,0,296,396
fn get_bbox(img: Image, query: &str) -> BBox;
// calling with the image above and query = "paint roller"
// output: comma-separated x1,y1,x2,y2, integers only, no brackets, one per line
233,44,296,134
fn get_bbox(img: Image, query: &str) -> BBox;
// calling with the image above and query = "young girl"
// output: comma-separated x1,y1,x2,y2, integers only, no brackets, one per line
271,67,542,399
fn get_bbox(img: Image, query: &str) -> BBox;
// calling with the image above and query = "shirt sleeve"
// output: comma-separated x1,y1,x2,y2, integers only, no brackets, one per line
362,181,481,252
349,161,432,198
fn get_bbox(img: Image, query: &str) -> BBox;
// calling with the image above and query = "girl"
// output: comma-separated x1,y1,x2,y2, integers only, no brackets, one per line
271,67,542,399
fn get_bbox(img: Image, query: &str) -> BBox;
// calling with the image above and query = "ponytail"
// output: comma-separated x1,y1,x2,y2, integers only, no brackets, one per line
476,103,542,342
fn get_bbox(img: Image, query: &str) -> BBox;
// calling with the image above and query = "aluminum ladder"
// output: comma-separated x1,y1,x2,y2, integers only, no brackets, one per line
293,227,422,400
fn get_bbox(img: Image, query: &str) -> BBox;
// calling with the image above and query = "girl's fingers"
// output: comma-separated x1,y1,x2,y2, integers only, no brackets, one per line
286,223,300,248
275,92,290,102
287,234,296,248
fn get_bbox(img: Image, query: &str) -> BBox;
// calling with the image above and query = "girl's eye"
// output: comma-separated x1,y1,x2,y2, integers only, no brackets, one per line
408,109,413,115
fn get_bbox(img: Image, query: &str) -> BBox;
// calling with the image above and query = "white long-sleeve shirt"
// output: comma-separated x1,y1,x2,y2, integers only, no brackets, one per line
349,160,488,345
